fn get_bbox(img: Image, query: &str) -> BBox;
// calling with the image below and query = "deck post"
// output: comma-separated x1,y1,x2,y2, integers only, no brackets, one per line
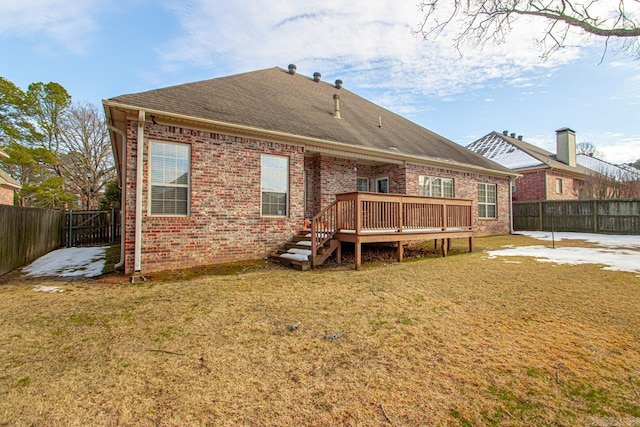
355,239,362,270
469,236,473,252
397,241,403,262
336,241,342,265
441,238,448,257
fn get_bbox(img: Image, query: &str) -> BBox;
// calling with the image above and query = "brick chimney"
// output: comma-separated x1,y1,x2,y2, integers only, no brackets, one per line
556,127,576,166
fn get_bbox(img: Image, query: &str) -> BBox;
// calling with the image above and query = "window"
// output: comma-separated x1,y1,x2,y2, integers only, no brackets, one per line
357,177,369,192
419,176,454,198
555,178,563,194
261,154,289,216
376,177,389,193
478,183,497,218
150,141,190,216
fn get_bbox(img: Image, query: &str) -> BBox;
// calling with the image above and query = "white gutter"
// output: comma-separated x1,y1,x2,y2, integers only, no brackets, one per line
134,110,145,273
103,100,519,179
107,124,127,270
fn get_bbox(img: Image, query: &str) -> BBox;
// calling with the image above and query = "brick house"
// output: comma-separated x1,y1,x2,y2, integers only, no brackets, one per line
104,66,516,275
467,128,594,201
0,150,20,205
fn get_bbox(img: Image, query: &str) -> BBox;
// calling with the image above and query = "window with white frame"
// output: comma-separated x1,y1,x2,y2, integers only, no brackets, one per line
357,177,369,192
418,176,454,198
478,183,497,218
555,178,563,194
261,154,289,216
150,141,190,216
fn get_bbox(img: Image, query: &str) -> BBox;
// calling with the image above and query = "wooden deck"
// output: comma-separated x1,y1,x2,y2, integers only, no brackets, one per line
310,192,474,269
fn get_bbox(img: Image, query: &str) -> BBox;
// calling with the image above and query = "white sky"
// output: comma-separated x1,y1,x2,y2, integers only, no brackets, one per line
1,0,639,163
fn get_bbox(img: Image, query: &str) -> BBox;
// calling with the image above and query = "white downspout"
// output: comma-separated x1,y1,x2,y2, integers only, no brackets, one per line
509,177,515,234
134,110,145,273
107,124,127,270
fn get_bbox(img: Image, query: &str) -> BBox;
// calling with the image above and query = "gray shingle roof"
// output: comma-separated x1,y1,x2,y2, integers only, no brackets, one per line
467,131,592,176
108,67,510,173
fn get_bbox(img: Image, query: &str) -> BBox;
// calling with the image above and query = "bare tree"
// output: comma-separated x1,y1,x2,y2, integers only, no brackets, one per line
576,142,603,158
60,101,114,210
416,0,640,60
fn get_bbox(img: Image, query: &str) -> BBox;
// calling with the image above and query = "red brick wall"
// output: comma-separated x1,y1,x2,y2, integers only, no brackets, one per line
405,164,511,235
0,187,14,205
513,170,546,201
545,171,579,200
513,170,580,201
123,120,513,273
124,121,305,274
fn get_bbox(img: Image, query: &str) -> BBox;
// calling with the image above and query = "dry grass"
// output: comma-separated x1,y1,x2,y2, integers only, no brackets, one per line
1,235,639,426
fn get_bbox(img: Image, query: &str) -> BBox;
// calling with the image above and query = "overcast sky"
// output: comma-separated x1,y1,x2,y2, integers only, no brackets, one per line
1,0,639,163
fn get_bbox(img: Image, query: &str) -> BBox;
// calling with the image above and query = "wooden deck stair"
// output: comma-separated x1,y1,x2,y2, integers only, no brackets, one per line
276,230,340,270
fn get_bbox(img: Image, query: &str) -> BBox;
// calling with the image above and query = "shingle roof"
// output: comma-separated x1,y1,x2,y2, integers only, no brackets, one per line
0,168,20,190
108,67,510,173
577,154,640,182
467,131,592,176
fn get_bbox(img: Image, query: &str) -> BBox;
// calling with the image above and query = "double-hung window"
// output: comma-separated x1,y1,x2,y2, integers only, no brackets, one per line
150,141,190,216
357,177,369,192
418,176,454,198
478,183,497,218
261,154,289,216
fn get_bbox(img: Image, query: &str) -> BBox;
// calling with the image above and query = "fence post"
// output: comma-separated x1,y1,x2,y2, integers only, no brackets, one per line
538,201,543,231
67,211,74,248
592,200,598,233
111,208,116,244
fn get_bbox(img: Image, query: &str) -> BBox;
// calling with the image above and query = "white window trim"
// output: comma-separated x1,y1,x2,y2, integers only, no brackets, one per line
357,177,370,192
555,178,563,194
261,154,289,217
478,182,497,219
418,175,454,198
375,176,389,193
148,140,191,217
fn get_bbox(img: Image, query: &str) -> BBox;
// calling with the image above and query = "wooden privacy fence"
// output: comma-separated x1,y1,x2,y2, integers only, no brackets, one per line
513,199,640,235
65,209,121,247
0,205,64,276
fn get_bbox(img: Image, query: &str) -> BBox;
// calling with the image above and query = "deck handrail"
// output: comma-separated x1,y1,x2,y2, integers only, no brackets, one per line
334,192,473,233
310,200,340,264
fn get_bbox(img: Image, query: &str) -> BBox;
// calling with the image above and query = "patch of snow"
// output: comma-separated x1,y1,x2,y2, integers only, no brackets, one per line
287,248,311,256
33,285,64,293
22,247,107,278
280,252,310,261
487,245,640,273
467,133,542,169
517,231,640,249
296,240,311,247
577,154,640,182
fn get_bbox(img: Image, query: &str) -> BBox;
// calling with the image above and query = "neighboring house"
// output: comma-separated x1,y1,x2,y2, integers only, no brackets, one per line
0,150,21,205
104,65,516,275
576,154,640,198
467,128,594,201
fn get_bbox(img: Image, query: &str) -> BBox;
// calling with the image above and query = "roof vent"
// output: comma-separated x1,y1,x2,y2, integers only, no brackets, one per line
288,64,297,75
503,130,508,135
333,94,341,119
517,135,523,140
510,133,516,138
335,79,343,89
313,72,321,82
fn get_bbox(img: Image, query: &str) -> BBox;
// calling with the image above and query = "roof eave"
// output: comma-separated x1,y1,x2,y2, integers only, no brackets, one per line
103,100,519,179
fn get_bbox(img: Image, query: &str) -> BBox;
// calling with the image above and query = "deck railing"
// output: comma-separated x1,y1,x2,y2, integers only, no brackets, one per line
310,192,473,264
334,192,472,233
